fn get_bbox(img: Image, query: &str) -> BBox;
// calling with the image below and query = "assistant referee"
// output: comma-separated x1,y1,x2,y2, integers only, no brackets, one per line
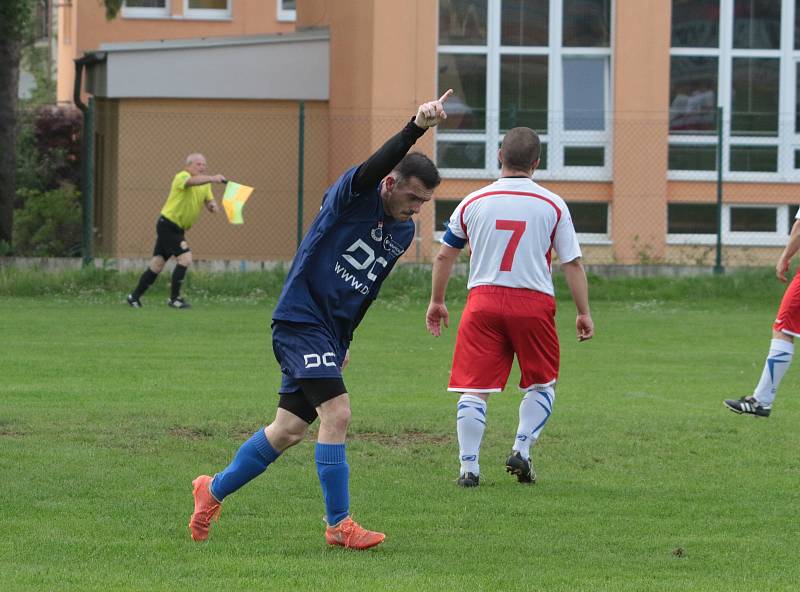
127,153,226,309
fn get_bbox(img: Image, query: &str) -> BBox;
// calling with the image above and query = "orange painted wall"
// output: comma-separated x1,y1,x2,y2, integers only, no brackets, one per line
58,0,295,103
611,0,672,264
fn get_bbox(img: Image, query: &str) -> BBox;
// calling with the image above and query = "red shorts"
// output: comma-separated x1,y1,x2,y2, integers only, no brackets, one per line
448,285,559,393
774,272,800,336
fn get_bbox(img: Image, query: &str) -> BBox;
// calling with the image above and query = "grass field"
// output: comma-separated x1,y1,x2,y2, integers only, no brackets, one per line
2,270,800,591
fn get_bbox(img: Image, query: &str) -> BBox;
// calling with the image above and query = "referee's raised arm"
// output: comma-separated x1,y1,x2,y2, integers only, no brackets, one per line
352,90,453,193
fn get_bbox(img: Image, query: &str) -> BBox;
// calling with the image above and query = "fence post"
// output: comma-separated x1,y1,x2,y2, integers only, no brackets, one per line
714,106,724,274
296,100,305,249
82,97,95,267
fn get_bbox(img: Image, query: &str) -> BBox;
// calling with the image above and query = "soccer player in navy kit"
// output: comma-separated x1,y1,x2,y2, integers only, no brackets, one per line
189,91,452,549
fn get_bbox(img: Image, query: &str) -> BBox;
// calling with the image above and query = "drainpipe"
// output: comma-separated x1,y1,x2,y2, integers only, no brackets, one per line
73,52,105,266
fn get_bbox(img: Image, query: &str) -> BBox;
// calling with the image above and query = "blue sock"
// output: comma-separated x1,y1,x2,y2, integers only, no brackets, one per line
210,428,280,501
315,443,349,526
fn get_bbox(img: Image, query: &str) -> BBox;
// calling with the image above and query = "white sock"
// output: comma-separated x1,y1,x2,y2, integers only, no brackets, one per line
512,386,555,459
456,394,487,475
752,339,794,408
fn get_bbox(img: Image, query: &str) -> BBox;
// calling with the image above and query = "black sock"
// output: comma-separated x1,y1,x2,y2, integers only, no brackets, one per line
132,269,158,298
171,265,188,300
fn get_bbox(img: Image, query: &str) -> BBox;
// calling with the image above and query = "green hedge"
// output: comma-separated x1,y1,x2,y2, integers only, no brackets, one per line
0,264,789,304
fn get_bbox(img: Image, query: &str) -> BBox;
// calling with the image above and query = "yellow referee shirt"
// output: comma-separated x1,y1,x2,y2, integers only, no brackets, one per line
160,171,213,230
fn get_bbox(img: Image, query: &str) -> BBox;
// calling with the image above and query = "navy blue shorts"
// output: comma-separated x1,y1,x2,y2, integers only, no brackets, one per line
271,321,348,394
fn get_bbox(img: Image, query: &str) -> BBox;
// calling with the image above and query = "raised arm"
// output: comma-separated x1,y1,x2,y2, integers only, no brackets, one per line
186,174,227,187
353,90,453,193
561,257,594,342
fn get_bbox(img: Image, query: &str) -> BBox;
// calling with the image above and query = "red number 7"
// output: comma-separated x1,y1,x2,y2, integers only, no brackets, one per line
495,219,527,271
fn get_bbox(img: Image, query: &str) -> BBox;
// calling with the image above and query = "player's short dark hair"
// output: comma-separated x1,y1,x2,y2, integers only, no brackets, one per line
501,127,541,171
394,152,441,189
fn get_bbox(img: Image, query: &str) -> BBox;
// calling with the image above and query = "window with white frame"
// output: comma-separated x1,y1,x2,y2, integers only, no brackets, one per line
277,0,296,22
667,203,800,246
184,0,231,19
437,0,613,180
122,0,170,18
668,0,800,180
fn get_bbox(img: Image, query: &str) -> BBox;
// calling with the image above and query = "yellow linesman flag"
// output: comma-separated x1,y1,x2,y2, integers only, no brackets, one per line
222,182,254,224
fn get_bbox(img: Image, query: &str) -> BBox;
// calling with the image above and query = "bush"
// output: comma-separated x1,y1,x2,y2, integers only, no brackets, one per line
16,105,82,196
13,185,82,256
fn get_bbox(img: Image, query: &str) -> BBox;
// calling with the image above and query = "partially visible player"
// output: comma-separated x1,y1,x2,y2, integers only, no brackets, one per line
188,91,451,549
724,214,800,417
426,126,594,487
126,153,226,309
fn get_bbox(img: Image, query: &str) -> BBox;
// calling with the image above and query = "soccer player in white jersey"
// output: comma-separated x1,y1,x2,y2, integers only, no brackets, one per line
724,210,800,417
425,127,594,487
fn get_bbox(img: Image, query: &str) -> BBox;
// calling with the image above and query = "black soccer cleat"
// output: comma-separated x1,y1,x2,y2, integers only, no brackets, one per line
167,296,191,309
505,451,536,484
723,396,771,417
126,294,142,308
457,472,480,487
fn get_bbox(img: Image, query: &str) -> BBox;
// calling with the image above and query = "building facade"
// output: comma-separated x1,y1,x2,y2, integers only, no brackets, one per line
59,0,800,266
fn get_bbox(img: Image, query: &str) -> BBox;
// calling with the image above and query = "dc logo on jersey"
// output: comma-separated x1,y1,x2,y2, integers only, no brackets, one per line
304,352,337,368
341,239,388,281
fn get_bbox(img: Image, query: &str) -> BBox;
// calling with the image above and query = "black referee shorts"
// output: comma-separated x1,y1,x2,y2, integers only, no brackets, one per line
153,216,190,259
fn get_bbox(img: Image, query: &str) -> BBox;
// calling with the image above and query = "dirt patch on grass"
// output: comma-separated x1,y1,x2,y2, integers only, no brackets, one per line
167,424,260,441
0,429,25,437
350,431,453,446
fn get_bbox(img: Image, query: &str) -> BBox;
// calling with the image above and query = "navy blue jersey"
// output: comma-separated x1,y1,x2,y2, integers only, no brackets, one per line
272,166,415,342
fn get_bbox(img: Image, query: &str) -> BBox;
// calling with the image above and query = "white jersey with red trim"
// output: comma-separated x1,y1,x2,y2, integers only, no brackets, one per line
442,177,582,295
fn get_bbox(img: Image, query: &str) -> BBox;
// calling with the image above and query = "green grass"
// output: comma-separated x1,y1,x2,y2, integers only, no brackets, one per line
2,280,800,590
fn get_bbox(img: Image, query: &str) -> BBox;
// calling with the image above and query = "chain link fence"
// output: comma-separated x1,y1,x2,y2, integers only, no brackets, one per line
10,102,800,270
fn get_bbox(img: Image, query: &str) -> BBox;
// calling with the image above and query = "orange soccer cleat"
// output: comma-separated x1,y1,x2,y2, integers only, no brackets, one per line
189,475,222,541
325,516,386,550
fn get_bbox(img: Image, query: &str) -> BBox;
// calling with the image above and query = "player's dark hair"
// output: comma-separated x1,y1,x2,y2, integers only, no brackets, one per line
501,127,541,171
394,152,441,189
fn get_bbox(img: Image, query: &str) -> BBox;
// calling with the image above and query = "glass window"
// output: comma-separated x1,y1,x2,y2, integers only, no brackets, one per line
563,57,605,131
669,144,717,170
563,0,610,47
668,203,718,234
564,146,604,166
438,54,487,132
671,0,719,47
185,0,229,16
568,202,608,234
437,141,486,168
439,0,488,45
796,62,800,133
669,57,718,133
277,0,296,21
796,0,800,49
538,142,548,169
789,205,800,233
733,0,781,50
730,206,776,232
189,0,227,7
731,58,779,136
123,0,168,14
435,200,460,231
501,0,548,46
125,0,167,6
500,55,548,132
730,145,778,172
795,149,800,168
